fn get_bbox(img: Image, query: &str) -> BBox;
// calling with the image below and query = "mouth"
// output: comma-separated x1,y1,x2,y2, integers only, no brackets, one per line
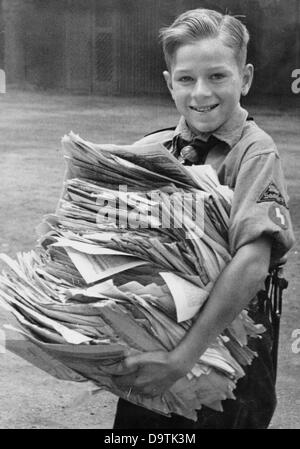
189,103,219,113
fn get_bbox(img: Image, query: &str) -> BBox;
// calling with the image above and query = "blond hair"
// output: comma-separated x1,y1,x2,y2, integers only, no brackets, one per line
160,8,249,71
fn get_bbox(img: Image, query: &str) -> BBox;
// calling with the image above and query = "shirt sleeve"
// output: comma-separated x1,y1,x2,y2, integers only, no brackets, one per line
228,150,295,264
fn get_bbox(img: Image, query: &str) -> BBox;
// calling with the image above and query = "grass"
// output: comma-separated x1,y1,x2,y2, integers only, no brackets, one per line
0,89,299,428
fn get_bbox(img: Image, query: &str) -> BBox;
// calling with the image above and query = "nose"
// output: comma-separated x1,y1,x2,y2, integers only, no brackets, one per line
191,78,212,99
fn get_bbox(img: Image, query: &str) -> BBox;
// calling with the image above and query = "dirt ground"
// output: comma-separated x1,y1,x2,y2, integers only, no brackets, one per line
0,90,299,429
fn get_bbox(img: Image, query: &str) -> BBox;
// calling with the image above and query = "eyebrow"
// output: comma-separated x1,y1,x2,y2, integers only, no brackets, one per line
173,65,232,73
173,69,192,74
207,66,232,71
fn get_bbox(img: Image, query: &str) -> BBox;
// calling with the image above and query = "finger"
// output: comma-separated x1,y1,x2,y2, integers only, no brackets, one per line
112,373,137,389
99,358,138,376
111,360,139,376
123,352,152,370
123,347,141,358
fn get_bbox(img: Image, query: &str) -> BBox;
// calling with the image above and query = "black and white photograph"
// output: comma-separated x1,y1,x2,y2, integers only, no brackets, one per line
0,0,299,432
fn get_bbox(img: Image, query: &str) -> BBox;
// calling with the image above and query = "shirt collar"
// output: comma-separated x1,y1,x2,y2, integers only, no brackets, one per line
173,104,248,149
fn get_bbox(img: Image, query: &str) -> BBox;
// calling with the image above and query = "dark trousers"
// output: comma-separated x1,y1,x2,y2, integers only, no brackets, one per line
113,310,277,429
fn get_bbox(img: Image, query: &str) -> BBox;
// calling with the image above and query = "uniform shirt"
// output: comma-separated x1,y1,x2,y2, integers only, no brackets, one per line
114,105,284,429
133,105,295,265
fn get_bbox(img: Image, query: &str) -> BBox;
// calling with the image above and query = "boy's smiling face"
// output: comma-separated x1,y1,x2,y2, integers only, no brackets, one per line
163,37,253,134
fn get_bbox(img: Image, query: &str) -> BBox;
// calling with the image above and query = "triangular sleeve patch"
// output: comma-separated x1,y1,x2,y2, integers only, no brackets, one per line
257,181,288,208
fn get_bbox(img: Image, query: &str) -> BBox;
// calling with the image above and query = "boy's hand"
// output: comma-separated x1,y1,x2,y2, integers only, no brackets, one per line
112,350,186,397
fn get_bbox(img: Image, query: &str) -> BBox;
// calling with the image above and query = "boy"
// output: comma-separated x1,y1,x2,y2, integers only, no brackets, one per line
111,8,295,428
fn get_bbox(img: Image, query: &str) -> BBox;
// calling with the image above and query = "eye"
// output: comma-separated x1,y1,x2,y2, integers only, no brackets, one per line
210,73,226,81
178,76,193,83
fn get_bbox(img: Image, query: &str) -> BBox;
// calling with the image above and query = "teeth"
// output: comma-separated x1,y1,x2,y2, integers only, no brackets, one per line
191,104,217,112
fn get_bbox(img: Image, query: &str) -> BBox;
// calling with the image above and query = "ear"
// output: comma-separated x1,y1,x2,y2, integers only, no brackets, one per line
163,71,174,97
241,64,254,96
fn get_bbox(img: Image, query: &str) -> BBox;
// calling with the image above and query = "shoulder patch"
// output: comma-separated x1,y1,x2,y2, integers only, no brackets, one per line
268,204,288,230
257,181,288,208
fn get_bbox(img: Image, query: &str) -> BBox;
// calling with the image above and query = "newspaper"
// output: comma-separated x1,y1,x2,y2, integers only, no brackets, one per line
0,133,266,420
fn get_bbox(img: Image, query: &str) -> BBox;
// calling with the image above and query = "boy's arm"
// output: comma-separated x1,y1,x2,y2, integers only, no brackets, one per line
112,235,271,396
170,235,271,374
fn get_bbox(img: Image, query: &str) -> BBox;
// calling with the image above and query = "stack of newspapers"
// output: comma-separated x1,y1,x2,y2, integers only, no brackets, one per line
0,132,265,421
